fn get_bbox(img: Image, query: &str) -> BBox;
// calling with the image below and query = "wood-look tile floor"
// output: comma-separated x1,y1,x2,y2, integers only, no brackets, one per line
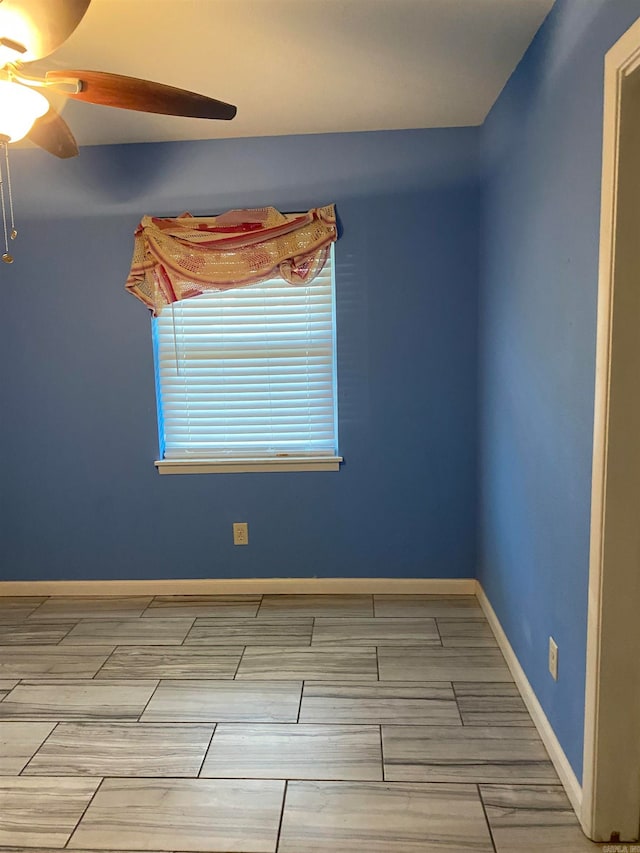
0,593,600,852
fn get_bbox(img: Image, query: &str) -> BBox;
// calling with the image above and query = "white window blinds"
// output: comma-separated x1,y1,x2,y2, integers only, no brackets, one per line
152,247,338,460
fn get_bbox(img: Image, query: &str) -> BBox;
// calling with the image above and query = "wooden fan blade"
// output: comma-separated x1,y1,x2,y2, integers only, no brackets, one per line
0,0,91,62
26,106,78,158
46,69,237,120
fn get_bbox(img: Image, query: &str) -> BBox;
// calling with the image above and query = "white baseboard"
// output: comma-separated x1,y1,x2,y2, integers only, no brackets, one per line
0,577,476,597
476,581,583,816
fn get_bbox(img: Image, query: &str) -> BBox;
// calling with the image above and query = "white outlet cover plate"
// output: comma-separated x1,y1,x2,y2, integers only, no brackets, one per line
549,636,558,680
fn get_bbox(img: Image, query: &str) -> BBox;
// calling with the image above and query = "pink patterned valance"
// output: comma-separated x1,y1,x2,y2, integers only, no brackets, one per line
126,204,337,316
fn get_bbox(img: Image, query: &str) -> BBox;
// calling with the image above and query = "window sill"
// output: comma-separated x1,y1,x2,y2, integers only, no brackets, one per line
154,456,343,475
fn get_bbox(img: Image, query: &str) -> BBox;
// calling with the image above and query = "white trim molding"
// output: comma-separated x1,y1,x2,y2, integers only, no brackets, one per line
476,582,582,817
582,14,640,844
155,457,343,474
0,577,476,597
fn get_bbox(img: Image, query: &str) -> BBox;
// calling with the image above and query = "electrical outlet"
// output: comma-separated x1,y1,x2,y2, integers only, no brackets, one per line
233,522,248,545
549,636,558,680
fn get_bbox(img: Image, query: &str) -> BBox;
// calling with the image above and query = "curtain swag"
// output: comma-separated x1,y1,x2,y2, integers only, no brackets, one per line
125,204,337,316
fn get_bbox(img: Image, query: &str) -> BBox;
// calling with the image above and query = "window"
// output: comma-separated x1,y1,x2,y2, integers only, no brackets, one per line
152,246,340,474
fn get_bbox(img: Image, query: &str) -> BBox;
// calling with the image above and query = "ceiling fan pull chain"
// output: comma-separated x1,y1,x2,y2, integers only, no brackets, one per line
4,142,16,241
0,141,12,264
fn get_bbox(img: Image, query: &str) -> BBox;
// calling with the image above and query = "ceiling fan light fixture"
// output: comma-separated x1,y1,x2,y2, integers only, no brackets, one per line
0,79,48,142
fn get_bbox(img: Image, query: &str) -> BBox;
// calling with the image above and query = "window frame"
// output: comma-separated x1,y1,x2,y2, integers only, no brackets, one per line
151,244,341,475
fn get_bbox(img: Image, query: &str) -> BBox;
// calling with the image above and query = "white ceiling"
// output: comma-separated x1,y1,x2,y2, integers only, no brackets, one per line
26,0,554,147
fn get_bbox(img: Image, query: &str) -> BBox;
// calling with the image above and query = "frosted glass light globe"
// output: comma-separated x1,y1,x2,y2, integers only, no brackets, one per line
0,81,48,142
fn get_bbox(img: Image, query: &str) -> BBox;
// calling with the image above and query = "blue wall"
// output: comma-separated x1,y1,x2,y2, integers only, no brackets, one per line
479,0,640,781
4,0,640,787
0,128,481,581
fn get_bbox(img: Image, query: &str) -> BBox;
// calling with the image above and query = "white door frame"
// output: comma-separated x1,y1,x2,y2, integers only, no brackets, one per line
582,15,640,843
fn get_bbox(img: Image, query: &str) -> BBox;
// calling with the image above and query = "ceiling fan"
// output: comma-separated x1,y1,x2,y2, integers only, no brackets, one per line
0,0,236,261
0,0,237,157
